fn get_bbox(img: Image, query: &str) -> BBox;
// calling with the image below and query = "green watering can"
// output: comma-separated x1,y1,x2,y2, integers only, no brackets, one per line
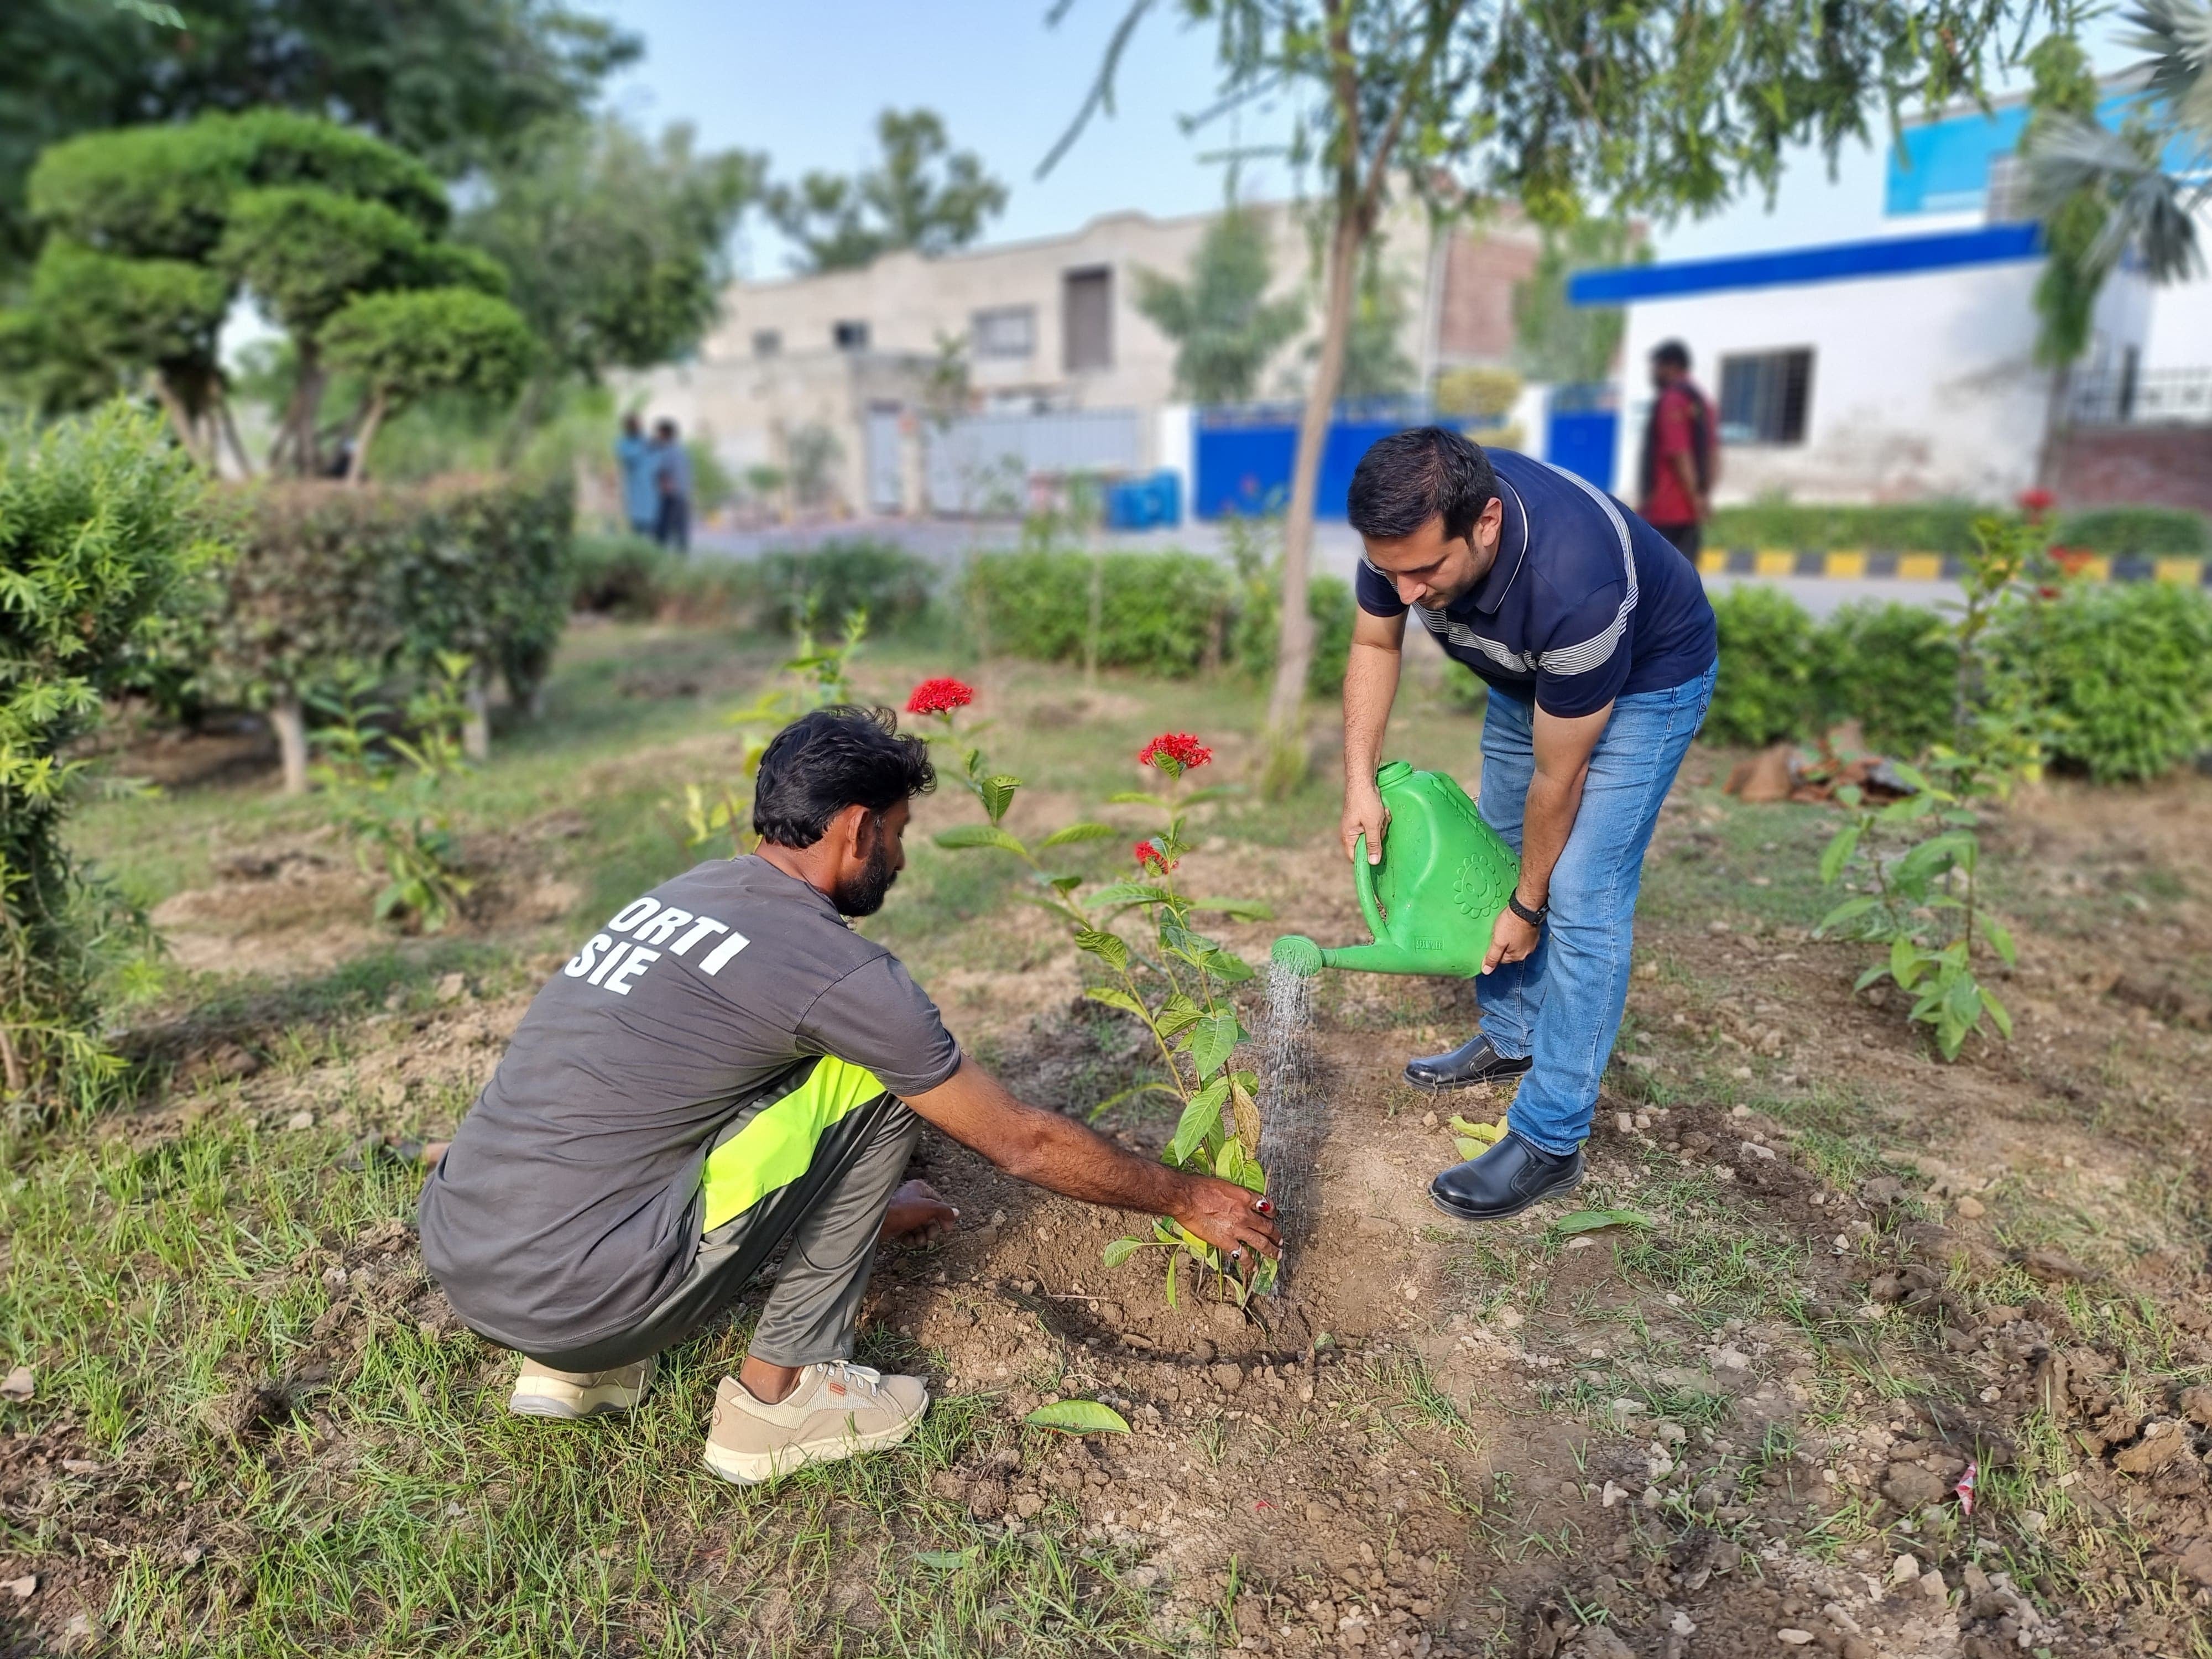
1272,760,1520,978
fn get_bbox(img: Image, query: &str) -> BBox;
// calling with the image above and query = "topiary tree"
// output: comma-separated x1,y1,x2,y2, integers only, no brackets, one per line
6,109,525,473
0,401,224,1114
321,287,538,483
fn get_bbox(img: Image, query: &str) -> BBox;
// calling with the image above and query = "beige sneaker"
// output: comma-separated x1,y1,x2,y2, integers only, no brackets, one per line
508,1355,656,1419
703,1361,928,1485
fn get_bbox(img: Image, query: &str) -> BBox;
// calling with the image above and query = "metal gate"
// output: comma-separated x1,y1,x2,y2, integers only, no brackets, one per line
864,405,905,514
924,409,1143,514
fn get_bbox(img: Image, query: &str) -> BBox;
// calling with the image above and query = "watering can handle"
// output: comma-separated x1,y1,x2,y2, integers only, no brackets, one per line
1351,833,1387,943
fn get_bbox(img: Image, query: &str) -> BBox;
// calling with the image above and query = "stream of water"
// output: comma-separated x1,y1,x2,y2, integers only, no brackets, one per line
1254,960,1321,1285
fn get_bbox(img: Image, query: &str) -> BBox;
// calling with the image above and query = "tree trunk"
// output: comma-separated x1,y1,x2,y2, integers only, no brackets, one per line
270,693,310,796
2034,360,2073,489
274,344,326,476
1264,208,1366,765
149,375,206,466
345,393,387,486
462,669,492,763
216,395,256,479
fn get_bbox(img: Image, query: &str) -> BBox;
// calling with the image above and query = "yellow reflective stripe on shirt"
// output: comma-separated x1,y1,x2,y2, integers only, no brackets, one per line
698,1056,888,1232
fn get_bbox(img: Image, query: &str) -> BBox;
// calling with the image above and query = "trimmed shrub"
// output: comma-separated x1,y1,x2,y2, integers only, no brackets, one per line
1815,602,1957,757
0,404,223,1111
1705,585,1820,746
1234,572,1358,697
758,540,936,635
2001,583,2212,782
567,533,760,623
1707,499,2209,557
205,474,573,787
964,550,1235,676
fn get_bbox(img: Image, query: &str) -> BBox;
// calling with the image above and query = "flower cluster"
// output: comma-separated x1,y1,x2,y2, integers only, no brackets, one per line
904,677,977,717
1133,838,1177,875
1138,732,1212,776
2017,487,2056,521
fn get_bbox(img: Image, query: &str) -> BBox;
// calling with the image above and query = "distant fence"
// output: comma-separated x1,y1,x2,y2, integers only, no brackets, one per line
921,409,1144,515
1191,400,1511,521
2068,366,2212,429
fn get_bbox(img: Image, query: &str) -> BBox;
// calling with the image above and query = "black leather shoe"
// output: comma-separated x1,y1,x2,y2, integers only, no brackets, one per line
1403,1037,1532,1092
1430,1131,1585,1222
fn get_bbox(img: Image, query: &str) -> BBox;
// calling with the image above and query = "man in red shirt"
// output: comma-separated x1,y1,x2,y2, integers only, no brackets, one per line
1638,340,1714,557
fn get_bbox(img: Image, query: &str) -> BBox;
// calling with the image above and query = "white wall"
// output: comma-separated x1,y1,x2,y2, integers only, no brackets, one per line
2141,204,2212,373
1611,256,2152,505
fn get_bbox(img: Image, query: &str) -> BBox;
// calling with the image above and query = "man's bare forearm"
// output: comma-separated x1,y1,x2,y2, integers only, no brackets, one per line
1516,766,1589,908
907,1061,1186,1215
1342,640,1401,781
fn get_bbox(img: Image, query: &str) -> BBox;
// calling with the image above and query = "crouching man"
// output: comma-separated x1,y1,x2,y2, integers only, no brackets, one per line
419,707,1277,1485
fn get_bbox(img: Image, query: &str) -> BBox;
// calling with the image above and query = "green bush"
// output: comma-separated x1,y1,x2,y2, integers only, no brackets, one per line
964,549,1234,676
1233,572,1358,697
2001,583,2212,782
204,474,573,784
1706,585,1821,745
758,540,936,635
1707,499,2209,557
0,404,223,1111
2051,507,2210,556
1815,602,1957,757
567,533,760,623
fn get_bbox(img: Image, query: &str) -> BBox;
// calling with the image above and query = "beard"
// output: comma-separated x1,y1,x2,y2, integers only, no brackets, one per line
832,837,899,917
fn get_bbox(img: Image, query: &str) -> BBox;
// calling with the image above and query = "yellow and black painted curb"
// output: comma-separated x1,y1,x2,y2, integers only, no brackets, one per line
1697,548,2211,586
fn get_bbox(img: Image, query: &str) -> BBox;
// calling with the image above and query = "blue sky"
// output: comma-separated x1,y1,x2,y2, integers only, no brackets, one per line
598,1,2143,271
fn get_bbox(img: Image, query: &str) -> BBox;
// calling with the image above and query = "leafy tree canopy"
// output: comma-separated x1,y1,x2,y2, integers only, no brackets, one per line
768,108,1007,273
324,286,540,479
458,118,763,383
1134,204,1305,404
0,0,637,272
1512,216,1642,385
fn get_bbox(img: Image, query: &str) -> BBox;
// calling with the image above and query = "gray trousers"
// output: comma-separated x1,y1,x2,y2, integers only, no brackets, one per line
527,1086,919,1374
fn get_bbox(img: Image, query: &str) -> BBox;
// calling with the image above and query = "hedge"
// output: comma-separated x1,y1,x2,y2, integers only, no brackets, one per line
962,548,1355,693
1713,583,2212,781
205,474,572,788
1706,500,2209,557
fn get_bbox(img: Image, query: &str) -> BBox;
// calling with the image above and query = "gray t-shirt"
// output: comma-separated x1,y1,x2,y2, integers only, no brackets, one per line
418,856,960,1355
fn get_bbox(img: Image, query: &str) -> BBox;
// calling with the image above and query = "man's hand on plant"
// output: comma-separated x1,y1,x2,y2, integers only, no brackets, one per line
1171,1175,1282,1264
1482,904,1542,973
1340,780,1388,864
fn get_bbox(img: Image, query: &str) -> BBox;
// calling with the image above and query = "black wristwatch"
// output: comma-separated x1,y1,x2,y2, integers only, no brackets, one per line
1507,893,1547,928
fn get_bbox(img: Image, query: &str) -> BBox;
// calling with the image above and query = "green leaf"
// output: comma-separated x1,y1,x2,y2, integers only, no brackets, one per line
1165,1078,1228,1165
1214,1138,1248,1182
1186,1012,1243,1079
1199,948,1255,984
1074,928,1130,971
1190,896,1274,921
1101,1237,1146,1269
913,1547,982,1571
1982,985,2012,1039
1040,821,1119,848
1105,790,1160,806
1552,1209,1656,1235
935,824,1027,855
1164,1249,1178,1309
1854,962,1894,992
1977,916,2017,967
1047,873,1084,894
1818,824,1861,886
1816,895,1880,935
1890,937,1922,988
1153,991,1204,1040
1024,1399,1131,1435
979,775,1022,822
1084,987,1148,1019
1453,1136,1486,1160
1084,880,1154,909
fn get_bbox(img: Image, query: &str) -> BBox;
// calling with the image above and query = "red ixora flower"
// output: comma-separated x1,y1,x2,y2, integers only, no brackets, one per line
1138,732,1212,773
2017,487,2056,519
904,677,976,717
1134,838,1177,874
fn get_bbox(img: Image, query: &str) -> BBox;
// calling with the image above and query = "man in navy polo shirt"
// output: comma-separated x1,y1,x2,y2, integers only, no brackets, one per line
1339,426,1717,1222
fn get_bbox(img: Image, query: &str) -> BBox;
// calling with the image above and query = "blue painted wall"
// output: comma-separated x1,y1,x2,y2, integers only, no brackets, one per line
1194,415,1435,521
1886,93,2198,216
1546,409,1617,492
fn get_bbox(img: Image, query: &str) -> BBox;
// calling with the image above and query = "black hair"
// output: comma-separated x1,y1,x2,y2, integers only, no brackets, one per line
753,706,935,848
1651,339,1691,370
1345,426,1498,543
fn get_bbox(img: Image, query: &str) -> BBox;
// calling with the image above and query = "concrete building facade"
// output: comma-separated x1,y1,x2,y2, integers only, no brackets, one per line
633,196,1538,518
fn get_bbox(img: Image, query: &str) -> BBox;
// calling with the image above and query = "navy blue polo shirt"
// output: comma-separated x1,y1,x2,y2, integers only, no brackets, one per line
1355,449,1717,718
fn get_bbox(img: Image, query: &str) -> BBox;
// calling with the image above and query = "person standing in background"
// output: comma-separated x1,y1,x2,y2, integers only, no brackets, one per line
1638,341,1714,559
617,414,659,539
651,418,693,554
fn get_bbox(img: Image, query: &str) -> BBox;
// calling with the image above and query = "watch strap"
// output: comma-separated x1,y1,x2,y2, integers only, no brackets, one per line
1507,893,1546,927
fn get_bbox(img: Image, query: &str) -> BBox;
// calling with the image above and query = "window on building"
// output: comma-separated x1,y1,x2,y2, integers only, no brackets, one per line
1062,267,1112,372
972,305,1036,359
1718,349,1813,446
1983,155,2031,224
833,319,870,352
752,329,781,359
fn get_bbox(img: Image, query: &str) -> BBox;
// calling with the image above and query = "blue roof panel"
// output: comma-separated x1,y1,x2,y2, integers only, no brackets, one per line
1567,223,2042,306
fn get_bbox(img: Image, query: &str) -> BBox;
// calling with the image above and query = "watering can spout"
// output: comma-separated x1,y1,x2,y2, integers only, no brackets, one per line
1269,762,1519,980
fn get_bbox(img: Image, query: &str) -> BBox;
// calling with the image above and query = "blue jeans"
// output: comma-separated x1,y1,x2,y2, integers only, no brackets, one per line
1475,659,1717,1155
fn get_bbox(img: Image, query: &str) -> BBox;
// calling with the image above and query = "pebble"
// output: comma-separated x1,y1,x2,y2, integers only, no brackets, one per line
3,1575,34,1600
1776,1632,1814,1647
1494,1307,1523,1331
286,1110,315,1131
0,1365,33,1403
1953,1196,1985,1218
1891,1553,1920,1584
